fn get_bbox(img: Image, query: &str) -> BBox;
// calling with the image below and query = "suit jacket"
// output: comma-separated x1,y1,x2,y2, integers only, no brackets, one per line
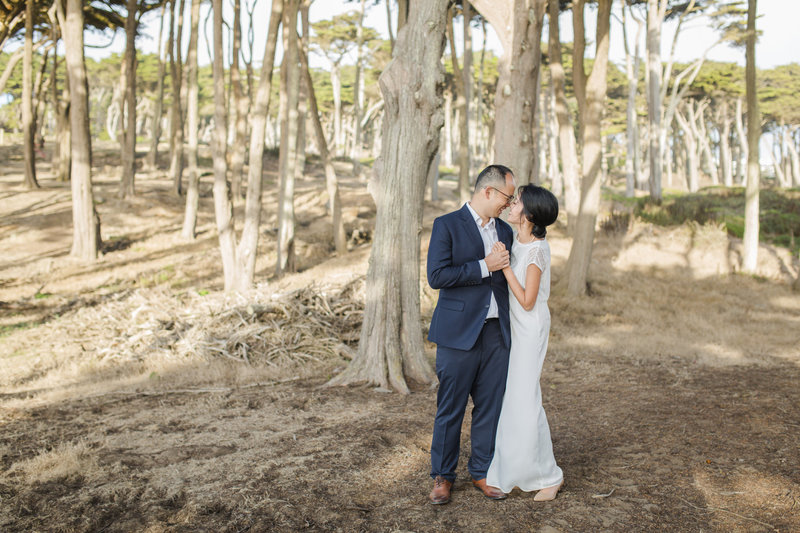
427,204,513,351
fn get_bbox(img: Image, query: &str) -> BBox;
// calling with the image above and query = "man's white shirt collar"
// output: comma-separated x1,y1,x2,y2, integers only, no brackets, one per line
465,202,494,230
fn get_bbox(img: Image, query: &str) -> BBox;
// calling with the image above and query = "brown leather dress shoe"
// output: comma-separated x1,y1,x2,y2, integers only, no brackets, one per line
429,476,453,505
471,478,507,500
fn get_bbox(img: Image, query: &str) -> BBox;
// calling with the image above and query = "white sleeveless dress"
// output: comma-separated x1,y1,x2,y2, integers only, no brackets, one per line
486,237,563,492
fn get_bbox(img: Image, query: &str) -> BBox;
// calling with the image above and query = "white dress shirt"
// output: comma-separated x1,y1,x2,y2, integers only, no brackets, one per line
465,202,499,319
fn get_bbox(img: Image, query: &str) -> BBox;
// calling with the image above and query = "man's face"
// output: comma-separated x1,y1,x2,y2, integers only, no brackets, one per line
488,175,516,218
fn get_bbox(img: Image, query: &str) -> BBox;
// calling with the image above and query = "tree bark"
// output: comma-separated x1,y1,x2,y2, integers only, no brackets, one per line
742,0,759,273
548,0,580,234
169,0,186,196
622,0,643,197
61,0,100,260
146,2,168,171
230,0,249,201
646,0,667,201
300,47,346,255
211,0,236,289
564,0,612,296
327,0,446,393
276,0,300,275
120,0,137,198
446,4,471,202
22,0,38,189
181,0,202,240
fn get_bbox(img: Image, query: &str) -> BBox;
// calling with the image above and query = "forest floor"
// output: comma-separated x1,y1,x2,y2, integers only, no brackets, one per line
1,142,800,532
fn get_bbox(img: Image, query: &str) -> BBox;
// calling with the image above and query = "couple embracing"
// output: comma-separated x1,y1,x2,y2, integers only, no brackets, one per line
427,164,563,505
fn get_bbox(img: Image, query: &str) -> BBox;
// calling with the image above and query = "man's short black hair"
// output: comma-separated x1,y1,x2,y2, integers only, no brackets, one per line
474,165,514,193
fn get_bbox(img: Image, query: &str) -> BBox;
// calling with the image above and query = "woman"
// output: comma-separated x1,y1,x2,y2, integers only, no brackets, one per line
486,184,563,501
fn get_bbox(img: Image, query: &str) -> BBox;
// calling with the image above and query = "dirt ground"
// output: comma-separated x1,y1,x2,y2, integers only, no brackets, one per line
1,142,799,532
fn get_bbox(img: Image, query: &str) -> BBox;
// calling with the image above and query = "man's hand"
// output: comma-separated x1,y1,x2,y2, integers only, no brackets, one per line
485,242,509,272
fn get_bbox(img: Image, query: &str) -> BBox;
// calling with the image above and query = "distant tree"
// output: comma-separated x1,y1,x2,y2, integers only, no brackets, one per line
181,0,201,240
119,0,137,198
742,0,759,272
22,0,38,189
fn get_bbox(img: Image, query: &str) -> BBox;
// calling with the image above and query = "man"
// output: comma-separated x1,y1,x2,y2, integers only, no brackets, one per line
426,164,516,505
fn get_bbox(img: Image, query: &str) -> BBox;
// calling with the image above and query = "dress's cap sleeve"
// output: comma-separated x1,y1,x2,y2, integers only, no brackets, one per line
526,243,548,272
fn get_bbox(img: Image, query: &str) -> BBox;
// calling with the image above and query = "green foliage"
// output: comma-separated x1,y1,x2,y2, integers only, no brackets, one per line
634,187,800,253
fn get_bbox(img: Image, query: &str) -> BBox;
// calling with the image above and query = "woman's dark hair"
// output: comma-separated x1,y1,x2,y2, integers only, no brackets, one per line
517,184,559,238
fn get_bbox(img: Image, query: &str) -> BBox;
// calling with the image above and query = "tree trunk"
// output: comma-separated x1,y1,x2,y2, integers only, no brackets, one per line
742,0,759,273
300,47,346,255
735,96,748,185
331,62,343,157
0,49,24,99
564,0,611,297
146,2,168,171
719,99,733,187
211,0,237,290
547,0,580,234
22,0,38,189
787,127,800,188
473,0,546,186
235,0,283,291
646,0,666,201
546,81,561,194
169,0,186,196
675,104,699,192
327,0,446,393
442,90,453,167
61,0,100,260
446,4,471,202
622,0,643,197
181,0,201,240
230,0,248,201
276,0,300,275
351,0,367,174
120,0,137,198
696,101,718,185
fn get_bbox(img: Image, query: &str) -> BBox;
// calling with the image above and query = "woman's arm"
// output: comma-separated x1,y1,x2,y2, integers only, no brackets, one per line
502,262,542,312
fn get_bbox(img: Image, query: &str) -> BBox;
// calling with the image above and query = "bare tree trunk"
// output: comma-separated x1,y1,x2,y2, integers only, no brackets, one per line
276,0,300,275
742,0,759,273
646,0,667,201
351,0,367,176
548,0,579,233
120,0,137,198
211,0,237,290
61,0,100,260
300,47,346,255
622,0,643,197
234,0,283,291
787,127,800,188
675,104,699,192
546,81,560,194
473,0,546,186
442,90,453,167
328,0,446,393
146,3,168,171
735,96,748,185
22,0,38,189
564,0,611,296
446,4,471,202
181,0,201,240
169,0,186,196
230,0,248,201
696,101,718,185
330,62,343,157
719,99,733,187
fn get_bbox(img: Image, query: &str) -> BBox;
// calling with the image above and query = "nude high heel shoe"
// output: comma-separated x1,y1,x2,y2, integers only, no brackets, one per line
533,480,563,502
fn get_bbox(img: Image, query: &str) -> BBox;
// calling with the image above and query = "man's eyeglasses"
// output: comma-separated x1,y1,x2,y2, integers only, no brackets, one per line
487,186,515,205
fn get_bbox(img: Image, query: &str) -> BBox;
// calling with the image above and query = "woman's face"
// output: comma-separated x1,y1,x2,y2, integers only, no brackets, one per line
508,198,524,225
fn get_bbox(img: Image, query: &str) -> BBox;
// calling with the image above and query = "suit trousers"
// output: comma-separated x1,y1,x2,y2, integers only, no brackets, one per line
430,318,510,482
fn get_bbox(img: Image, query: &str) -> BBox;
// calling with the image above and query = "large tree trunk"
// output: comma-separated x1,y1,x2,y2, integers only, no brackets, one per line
120,0,137,198
300,48,346,255
146,3,168,171
169,0,186,196
742,0,759,273
564,0,611,297
276,0,300,275
22,0,38,189
719,99,733,187
735,96,748,185
327,0,446,393
230,0,248,201
61,0,100,260
473,0,546,186
646,0,667,201
547,0,580,234
211,0,237,290
181,0,201,239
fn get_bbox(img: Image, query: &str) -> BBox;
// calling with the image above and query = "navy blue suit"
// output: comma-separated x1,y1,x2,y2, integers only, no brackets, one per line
427,204,513,482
